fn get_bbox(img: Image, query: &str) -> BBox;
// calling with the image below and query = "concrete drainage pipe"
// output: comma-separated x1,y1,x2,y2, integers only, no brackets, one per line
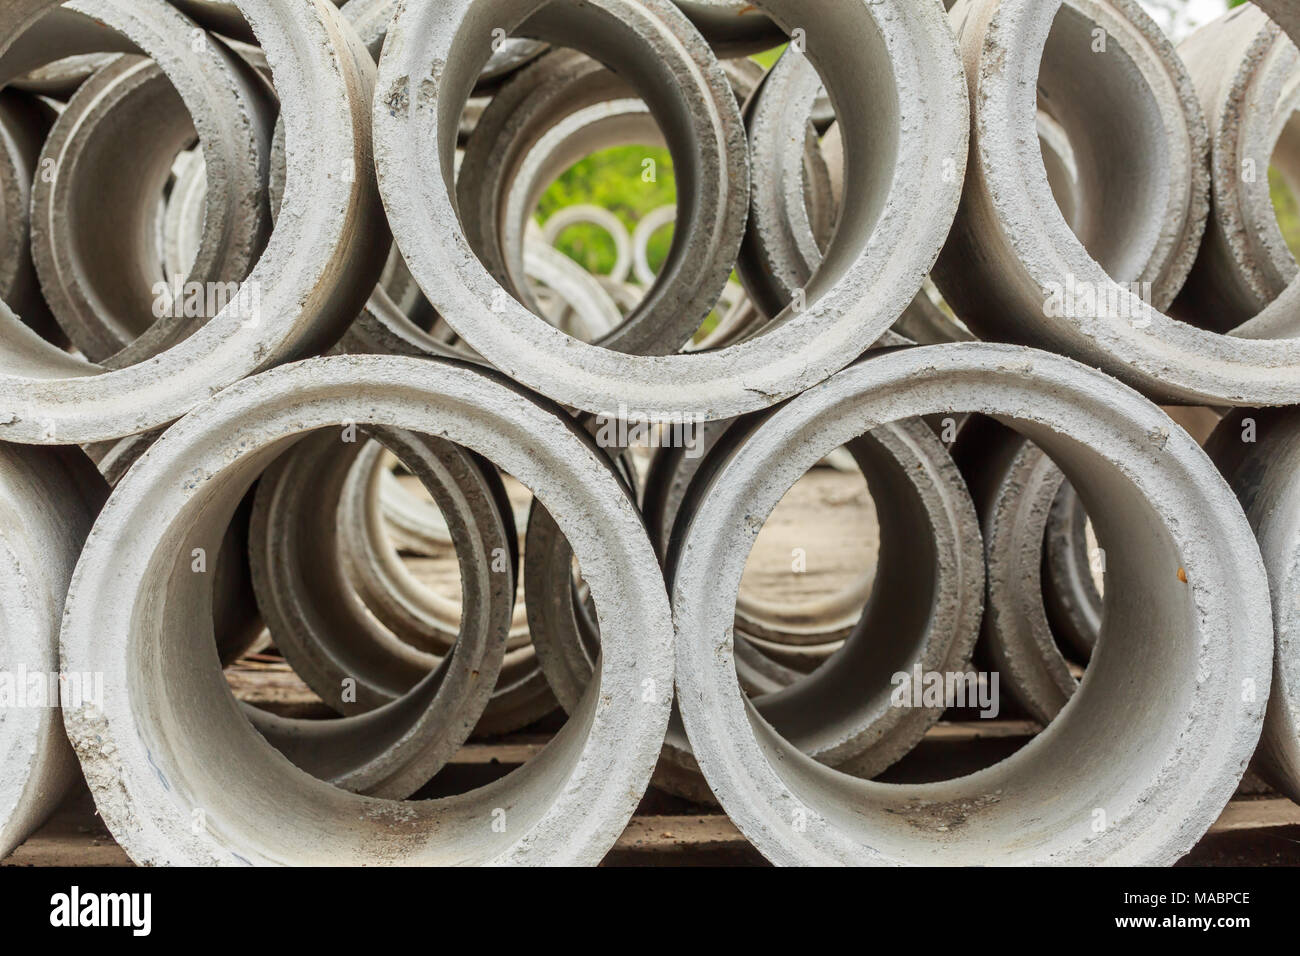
742,1,1202,349
245,427,513,798
1175,4,1300,332
934,0,1300,407
0,444,105,859
951,417,1078,724
338,442,494,654
0,89,58,342
671,343,1271,865
457,42,746,357
0,0,387,444
332,440,555,736
736,50,838,325
26,0,275,367
526,409,985,792
60,355,674,865
374,0,967,419
941,0,1212,318
1040,484,1103,663
246,424,534,774
1208,409,1300,806
541,205,634,287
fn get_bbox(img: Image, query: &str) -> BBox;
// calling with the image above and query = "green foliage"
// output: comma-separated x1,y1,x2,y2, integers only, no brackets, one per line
749,44,786,69
1271,166,1300,259
535,145,676,277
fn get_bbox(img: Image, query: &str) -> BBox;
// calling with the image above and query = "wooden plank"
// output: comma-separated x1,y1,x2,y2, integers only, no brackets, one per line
8,710,1295,865
615,814,744,849
2,791,128,868
1208,797,1300,833
8,796,1300,866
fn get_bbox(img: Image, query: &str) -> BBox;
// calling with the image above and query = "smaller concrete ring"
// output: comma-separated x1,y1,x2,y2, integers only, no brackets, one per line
542,204,633,286
247,426,516,798
28,14,274,366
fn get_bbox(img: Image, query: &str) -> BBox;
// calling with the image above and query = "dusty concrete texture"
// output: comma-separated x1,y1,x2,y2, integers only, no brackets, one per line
1175,2,1300,330
0,0,1295,872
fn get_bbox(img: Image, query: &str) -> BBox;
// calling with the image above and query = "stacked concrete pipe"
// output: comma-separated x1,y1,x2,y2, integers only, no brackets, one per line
1175,3,1300,330
373,0,969,419
26,0,276,366
671,344,1271,864
1209,408,1300,805
0,0,1294,870
0,88,57,342
0,444,104,858
935,0,1300,405
0,0,388,444
59,356,675,864
250,426,559,743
